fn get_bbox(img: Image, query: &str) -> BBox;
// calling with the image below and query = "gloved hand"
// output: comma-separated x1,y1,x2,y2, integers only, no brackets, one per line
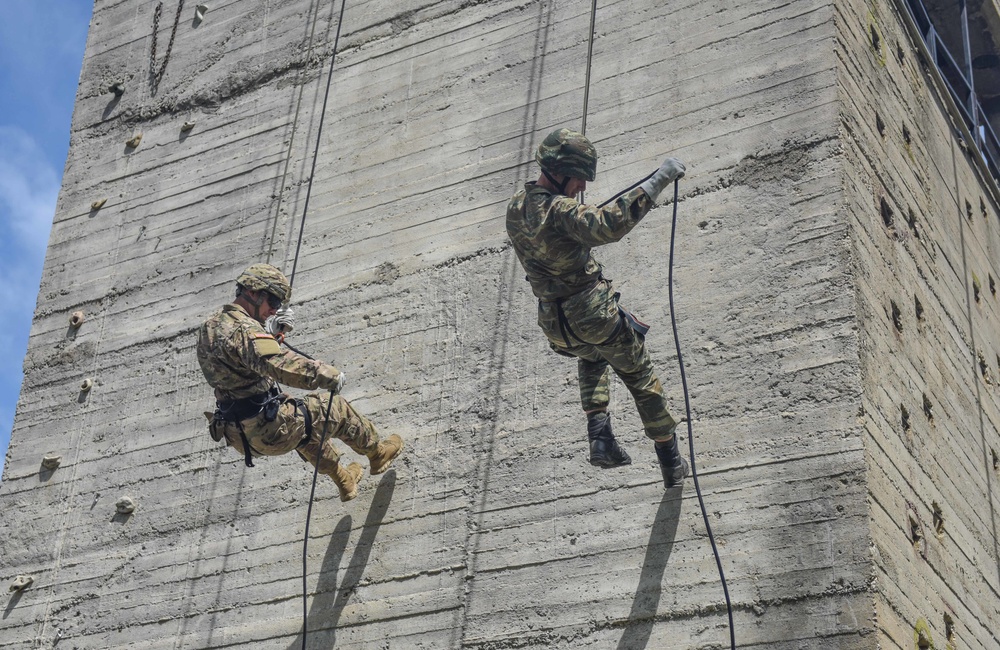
265,306,295,336
333,371,346,395
639,157,686,202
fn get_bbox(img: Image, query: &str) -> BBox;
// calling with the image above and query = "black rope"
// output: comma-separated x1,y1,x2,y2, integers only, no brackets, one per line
289,0,348,288
581,0,598,137
301,390,337,650
280,1,349,648
667,180,737,649
578,0,598,205
266,0,328,265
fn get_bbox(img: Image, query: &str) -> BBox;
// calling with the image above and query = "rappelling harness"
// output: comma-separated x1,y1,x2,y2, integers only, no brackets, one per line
210,385,314,468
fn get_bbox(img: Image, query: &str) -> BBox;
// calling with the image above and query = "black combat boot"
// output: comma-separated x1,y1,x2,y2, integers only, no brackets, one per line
654,435,689,488
587,412,632,468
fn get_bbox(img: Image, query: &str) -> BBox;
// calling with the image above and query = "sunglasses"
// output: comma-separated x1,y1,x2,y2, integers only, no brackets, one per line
265,293,283,309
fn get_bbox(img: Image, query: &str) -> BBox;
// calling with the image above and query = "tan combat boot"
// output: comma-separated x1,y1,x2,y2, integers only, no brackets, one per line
331,461,364,502
368,434,404,475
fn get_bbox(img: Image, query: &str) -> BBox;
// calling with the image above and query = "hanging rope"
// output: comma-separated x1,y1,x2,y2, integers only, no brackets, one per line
288,0,348,288
666,182,737,650
271,1,350,648
580,2,736,648
266,0,330,265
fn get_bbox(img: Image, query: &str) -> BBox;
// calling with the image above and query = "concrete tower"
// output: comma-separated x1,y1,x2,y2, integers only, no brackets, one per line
3,0,1000,648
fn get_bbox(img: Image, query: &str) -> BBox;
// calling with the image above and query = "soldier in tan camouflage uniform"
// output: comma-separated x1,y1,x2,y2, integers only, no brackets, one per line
197,264,403,501
506,128,688,488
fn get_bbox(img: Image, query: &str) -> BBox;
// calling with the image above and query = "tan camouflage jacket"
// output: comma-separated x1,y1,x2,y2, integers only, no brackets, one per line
196,303,341,402
506,183,652,301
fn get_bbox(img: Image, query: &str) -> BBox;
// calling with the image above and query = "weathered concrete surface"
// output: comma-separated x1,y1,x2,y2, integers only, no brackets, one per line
1,0,993,647
839,1,1000,648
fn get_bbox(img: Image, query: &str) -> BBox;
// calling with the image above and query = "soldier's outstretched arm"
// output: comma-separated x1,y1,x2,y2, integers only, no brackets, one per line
556,187,653,247
233,327,343,392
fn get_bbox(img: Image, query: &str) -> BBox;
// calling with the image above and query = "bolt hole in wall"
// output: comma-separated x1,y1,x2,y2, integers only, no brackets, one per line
909,514,922,549
881,196,894,229
932,501,945,537
907,207,921,238
923,393,933,421
891,299,903,332
944,613,956,644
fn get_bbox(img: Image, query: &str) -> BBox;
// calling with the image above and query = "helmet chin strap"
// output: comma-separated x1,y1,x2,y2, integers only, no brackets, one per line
541,169,571,196
240,287,268,323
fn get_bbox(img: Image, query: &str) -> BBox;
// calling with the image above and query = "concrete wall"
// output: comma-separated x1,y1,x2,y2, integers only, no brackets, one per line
2,0,880,647
838,0,1000,647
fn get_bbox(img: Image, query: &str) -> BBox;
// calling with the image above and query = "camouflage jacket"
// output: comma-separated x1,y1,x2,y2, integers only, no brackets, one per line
196,303,341,402
506,183,652,301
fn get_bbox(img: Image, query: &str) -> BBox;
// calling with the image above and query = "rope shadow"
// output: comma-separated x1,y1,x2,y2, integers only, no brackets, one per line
616,489,684,650
290,471,397,649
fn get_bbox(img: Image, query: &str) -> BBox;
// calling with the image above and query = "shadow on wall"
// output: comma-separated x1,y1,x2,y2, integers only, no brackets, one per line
616,491,684,650
288,471,397,649
3,589,24,620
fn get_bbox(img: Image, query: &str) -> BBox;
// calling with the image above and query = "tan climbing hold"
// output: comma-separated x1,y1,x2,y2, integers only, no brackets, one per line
125,134,142,148
181,121,196,132
41,454,62,470
91,198,107,210
116,496,136,514
80,378,94,392
69,311,85,328
9,575,33,592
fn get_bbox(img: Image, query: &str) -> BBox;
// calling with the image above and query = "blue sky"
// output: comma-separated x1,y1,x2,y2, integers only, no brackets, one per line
0,2,93,479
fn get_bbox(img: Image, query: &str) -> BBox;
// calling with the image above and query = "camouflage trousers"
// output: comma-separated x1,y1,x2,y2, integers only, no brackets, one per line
538,279,677,442
210,392,380,476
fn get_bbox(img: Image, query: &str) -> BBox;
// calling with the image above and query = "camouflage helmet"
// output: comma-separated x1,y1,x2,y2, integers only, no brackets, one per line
535,128,598,181
236,264,291,303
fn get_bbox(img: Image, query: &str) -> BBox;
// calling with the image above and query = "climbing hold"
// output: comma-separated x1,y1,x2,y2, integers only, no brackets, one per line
69,311,85,328
181,120,196,132
91,198,107,210
41,454,62,470
9,575,33,592
125,134,143,149
116,496,136,514
80,378,94,392
194,4,209,22
109,80,125,97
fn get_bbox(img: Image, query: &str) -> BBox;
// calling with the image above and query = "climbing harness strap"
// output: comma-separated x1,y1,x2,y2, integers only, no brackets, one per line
293,398,314,448
212,386,283,467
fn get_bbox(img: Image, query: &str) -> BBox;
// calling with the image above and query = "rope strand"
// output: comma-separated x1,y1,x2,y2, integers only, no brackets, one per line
667,181,737,649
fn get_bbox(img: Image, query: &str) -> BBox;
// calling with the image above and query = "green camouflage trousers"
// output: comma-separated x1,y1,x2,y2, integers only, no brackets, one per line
210,393,380,475
537,279,677,442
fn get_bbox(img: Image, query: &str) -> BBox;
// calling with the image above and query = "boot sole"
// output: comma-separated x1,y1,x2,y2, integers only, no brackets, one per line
370,438,404,475
337,463,364,502
589,457,632,468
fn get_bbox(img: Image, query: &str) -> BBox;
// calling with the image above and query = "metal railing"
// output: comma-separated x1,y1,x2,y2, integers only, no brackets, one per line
902,0,1000,183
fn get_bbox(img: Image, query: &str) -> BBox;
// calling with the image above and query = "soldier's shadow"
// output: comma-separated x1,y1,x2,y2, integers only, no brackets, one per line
288,471,397,650
616,489,684,650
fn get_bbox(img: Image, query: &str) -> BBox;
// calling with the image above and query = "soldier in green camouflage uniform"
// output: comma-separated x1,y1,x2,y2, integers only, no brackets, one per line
506,128,688,488
197,264,403,501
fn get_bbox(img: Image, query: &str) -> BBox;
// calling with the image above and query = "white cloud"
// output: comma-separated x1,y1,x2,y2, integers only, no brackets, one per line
0,125,59,461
